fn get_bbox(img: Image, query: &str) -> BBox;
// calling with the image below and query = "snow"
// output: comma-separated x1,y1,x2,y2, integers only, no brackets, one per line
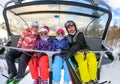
0,59,8,84
0,29,8,40
100,60,120,84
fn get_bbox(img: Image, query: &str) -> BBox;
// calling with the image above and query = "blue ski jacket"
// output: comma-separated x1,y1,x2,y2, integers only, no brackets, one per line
53,37,69,51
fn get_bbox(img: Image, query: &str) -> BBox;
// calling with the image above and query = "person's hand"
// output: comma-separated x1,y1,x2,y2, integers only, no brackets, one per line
60,49,73,60
16,46,21,53
83,49,90,54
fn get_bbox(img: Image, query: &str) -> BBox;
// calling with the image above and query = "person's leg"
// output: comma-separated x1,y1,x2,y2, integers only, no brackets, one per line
29,57,39,80
16,52,31,79
5,49,21,78
74,53,90,82
29,57,39,84
86,51,98,81
63,58,71,83
38,55,49,81
52,56,63,83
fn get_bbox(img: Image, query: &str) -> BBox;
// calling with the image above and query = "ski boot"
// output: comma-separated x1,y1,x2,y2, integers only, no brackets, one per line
6,74,16,84
7,79,18,84
41,80,48,84
6,78,13,84
33,79,39,84
7,77,22,84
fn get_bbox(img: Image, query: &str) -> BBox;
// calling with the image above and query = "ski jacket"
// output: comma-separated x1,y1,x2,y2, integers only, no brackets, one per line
53,37,69,51
66,30,89,54
35,37,53,51
17,28,39,49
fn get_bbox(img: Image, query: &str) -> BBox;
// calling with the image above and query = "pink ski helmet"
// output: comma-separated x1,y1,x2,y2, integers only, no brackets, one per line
56,28,65,33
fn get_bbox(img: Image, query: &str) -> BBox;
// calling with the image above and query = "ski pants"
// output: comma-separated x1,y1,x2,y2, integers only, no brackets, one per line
52,55,72,82
29,55,49,80
74,51,98,82
5,49,31,78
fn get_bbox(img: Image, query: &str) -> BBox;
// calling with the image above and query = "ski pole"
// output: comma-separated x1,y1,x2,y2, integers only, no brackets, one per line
65,59,82,84
2,74,9,78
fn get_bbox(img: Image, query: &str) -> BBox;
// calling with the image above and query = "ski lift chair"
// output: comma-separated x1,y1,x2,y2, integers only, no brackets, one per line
2,0,114,84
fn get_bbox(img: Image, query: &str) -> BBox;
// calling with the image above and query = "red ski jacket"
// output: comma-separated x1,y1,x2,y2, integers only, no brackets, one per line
17,28,39,50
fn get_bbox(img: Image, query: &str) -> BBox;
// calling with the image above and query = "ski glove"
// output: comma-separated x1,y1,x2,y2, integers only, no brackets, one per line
60,49,73,60
16,46,21,53
83,49,90,54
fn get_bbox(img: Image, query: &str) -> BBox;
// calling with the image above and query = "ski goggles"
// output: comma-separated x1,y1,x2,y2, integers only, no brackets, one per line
65,21,74,28
57,32,65,36
40,32,48,36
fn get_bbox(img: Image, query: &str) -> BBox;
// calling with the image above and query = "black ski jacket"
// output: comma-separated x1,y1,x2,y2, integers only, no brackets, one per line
66,30,89,54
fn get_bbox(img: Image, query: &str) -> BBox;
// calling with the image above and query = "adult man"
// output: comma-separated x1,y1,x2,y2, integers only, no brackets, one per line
5,21,39,83
61,20,89,58
61,20,97,83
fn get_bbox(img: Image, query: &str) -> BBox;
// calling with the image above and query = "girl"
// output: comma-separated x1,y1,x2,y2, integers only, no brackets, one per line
52,28,71,84
29,26,53,84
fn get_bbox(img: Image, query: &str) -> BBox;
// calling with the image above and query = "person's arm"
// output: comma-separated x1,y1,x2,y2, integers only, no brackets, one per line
17,32,25,48
52,40,56,51
69,32,89,54
47,39,53,51
34,39,40,50
65,39,70,49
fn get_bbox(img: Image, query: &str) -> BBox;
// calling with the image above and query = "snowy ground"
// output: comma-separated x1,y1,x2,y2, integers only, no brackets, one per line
0,56,120,84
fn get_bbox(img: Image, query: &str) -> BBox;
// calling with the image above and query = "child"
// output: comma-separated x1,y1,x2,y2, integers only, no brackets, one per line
5,21,39,84
29,26,53,84
52,28,71,84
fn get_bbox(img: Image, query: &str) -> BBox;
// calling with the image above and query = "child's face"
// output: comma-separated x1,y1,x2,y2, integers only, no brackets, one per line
31,26,39,33
40,32,48,38
57,32,65,37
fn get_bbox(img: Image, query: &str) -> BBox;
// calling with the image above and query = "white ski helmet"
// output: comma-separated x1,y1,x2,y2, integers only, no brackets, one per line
30,21,39,29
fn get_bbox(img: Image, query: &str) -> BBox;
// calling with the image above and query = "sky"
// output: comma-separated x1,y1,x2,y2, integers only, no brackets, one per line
0,0,120,24
102,0,120,25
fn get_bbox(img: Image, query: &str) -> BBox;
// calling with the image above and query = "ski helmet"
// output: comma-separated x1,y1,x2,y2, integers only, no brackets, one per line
30,21,39,29
64,20,77,32
40,26,49,33
56,28,65,33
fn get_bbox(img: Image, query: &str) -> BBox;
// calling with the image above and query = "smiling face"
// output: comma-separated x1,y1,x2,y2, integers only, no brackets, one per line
40,31,48,38
31,26,39,34
56,32,65,38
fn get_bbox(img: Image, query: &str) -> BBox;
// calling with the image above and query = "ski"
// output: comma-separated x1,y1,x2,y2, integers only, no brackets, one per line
99,81,111,84
2,70,29,84
2,74,9,78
